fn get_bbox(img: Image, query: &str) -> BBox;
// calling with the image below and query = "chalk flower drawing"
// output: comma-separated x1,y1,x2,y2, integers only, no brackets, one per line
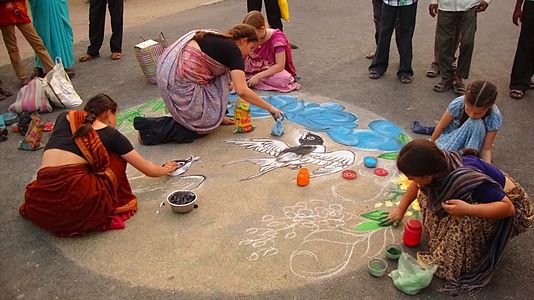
239,195,398,279
375,174,420,217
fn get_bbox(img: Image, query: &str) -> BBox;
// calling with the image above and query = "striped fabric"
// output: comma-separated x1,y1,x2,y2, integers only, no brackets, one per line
157,30,231,134
421,151,502,218
134,36,168,84
9,78,52,113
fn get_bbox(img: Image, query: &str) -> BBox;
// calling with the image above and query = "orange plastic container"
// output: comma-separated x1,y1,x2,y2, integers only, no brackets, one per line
296,168,310,186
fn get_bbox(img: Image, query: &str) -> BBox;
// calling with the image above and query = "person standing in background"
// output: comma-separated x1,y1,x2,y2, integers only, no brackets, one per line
247,0,298,49
28,0,75,78
367,0,400,60
430,0,491,95
509,0,534,100
0,0,54,86
368,0,418,84
79,0,124,62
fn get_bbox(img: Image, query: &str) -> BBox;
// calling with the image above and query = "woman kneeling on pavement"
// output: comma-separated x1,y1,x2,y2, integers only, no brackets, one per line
20,94,178,237
384,139,532,295
134,24,284,145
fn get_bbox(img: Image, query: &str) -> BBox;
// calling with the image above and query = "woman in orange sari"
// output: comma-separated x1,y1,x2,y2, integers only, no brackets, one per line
20,94,178,236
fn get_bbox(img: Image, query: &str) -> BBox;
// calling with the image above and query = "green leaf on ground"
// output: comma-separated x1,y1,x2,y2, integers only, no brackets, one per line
360,210,388,221
377,152,399,160
353,220,383,232
397,133,410,145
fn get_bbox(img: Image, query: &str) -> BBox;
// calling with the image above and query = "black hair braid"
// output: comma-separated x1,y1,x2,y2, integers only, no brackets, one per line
73,112,97,138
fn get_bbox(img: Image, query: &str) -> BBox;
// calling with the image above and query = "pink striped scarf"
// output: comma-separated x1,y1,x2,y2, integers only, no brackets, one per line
157,30,231,134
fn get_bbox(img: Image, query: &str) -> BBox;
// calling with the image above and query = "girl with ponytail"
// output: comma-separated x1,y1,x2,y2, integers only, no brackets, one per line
20,94,179,236
431,80,502,163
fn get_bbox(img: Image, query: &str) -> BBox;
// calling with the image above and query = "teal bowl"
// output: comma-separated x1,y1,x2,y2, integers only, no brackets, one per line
0,112,18,125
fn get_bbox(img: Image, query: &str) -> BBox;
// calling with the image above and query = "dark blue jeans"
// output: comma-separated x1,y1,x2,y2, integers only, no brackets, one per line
510,0,534,91
369,2,417,77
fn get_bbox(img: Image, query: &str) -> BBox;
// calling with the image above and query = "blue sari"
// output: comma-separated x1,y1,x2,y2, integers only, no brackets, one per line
28,0,74,68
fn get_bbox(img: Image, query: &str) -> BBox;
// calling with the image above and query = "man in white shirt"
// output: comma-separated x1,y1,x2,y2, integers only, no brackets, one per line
430,0,490,95
368,0,419,84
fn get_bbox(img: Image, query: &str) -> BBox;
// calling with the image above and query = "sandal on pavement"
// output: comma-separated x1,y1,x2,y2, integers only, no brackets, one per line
366,52,375,59
411,121,435,135
433,79,453,93
400,74,413,84
79,53,100,62
368,70,381,80
510,89,525,100
453,81,466,95
426,62,440,78
111,52,122,60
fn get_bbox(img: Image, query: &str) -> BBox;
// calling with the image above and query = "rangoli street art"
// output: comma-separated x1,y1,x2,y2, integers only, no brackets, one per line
113,93,416,283
224,131,356,180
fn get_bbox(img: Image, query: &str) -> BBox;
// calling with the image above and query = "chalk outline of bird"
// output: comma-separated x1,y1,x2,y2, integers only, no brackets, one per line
224,131,356,181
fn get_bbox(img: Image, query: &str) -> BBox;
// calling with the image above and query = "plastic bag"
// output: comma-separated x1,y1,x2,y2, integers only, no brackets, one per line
233,97,254,133
9,78,52,113
278,0,289,21
19,114,44,151
45,57,83,108
134,33,168,84
388,253,437,295
270,114,285,136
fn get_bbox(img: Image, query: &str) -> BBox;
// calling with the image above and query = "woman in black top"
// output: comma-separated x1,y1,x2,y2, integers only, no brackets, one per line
135,24,284,145
21,94,178,236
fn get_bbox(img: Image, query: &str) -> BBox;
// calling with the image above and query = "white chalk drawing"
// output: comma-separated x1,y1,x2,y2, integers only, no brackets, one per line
239,180,400,280
225,131,356,180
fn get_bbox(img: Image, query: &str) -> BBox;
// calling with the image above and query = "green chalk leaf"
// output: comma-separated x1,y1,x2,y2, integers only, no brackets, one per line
377,152,399,160
353,220,383,232
397,133,410,145
360,210,388,221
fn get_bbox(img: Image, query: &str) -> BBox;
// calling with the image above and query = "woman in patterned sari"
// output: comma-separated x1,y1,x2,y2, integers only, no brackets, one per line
134,24,284,145
20,94,178,237
385,139,532,295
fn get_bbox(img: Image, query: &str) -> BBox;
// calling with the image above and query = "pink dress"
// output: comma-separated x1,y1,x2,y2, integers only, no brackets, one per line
244,29,300,92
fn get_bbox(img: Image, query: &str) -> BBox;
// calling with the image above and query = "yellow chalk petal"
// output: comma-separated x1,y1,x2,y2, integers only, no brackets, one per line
375,202,383,208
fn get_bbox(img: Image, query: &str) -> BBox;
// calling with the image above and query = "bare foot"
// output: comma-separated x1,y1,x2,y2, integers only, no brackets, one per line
79,53,100,62
111,52,122,60
221,116,234,125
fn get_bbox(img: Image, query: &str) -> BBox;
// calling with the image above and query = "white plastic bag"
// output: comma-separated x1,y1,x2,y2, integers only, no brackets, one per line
45,57,82,108
388,253,438,295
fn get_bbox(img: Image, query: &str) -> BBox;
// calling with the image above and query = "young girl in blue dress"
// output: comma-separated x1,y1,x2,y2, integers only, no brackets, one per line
431,80,502,163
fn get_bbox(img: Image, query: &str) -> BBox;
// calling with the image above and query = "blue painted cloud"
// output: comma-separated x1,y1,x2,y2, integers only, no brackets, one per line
228,94,406,151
